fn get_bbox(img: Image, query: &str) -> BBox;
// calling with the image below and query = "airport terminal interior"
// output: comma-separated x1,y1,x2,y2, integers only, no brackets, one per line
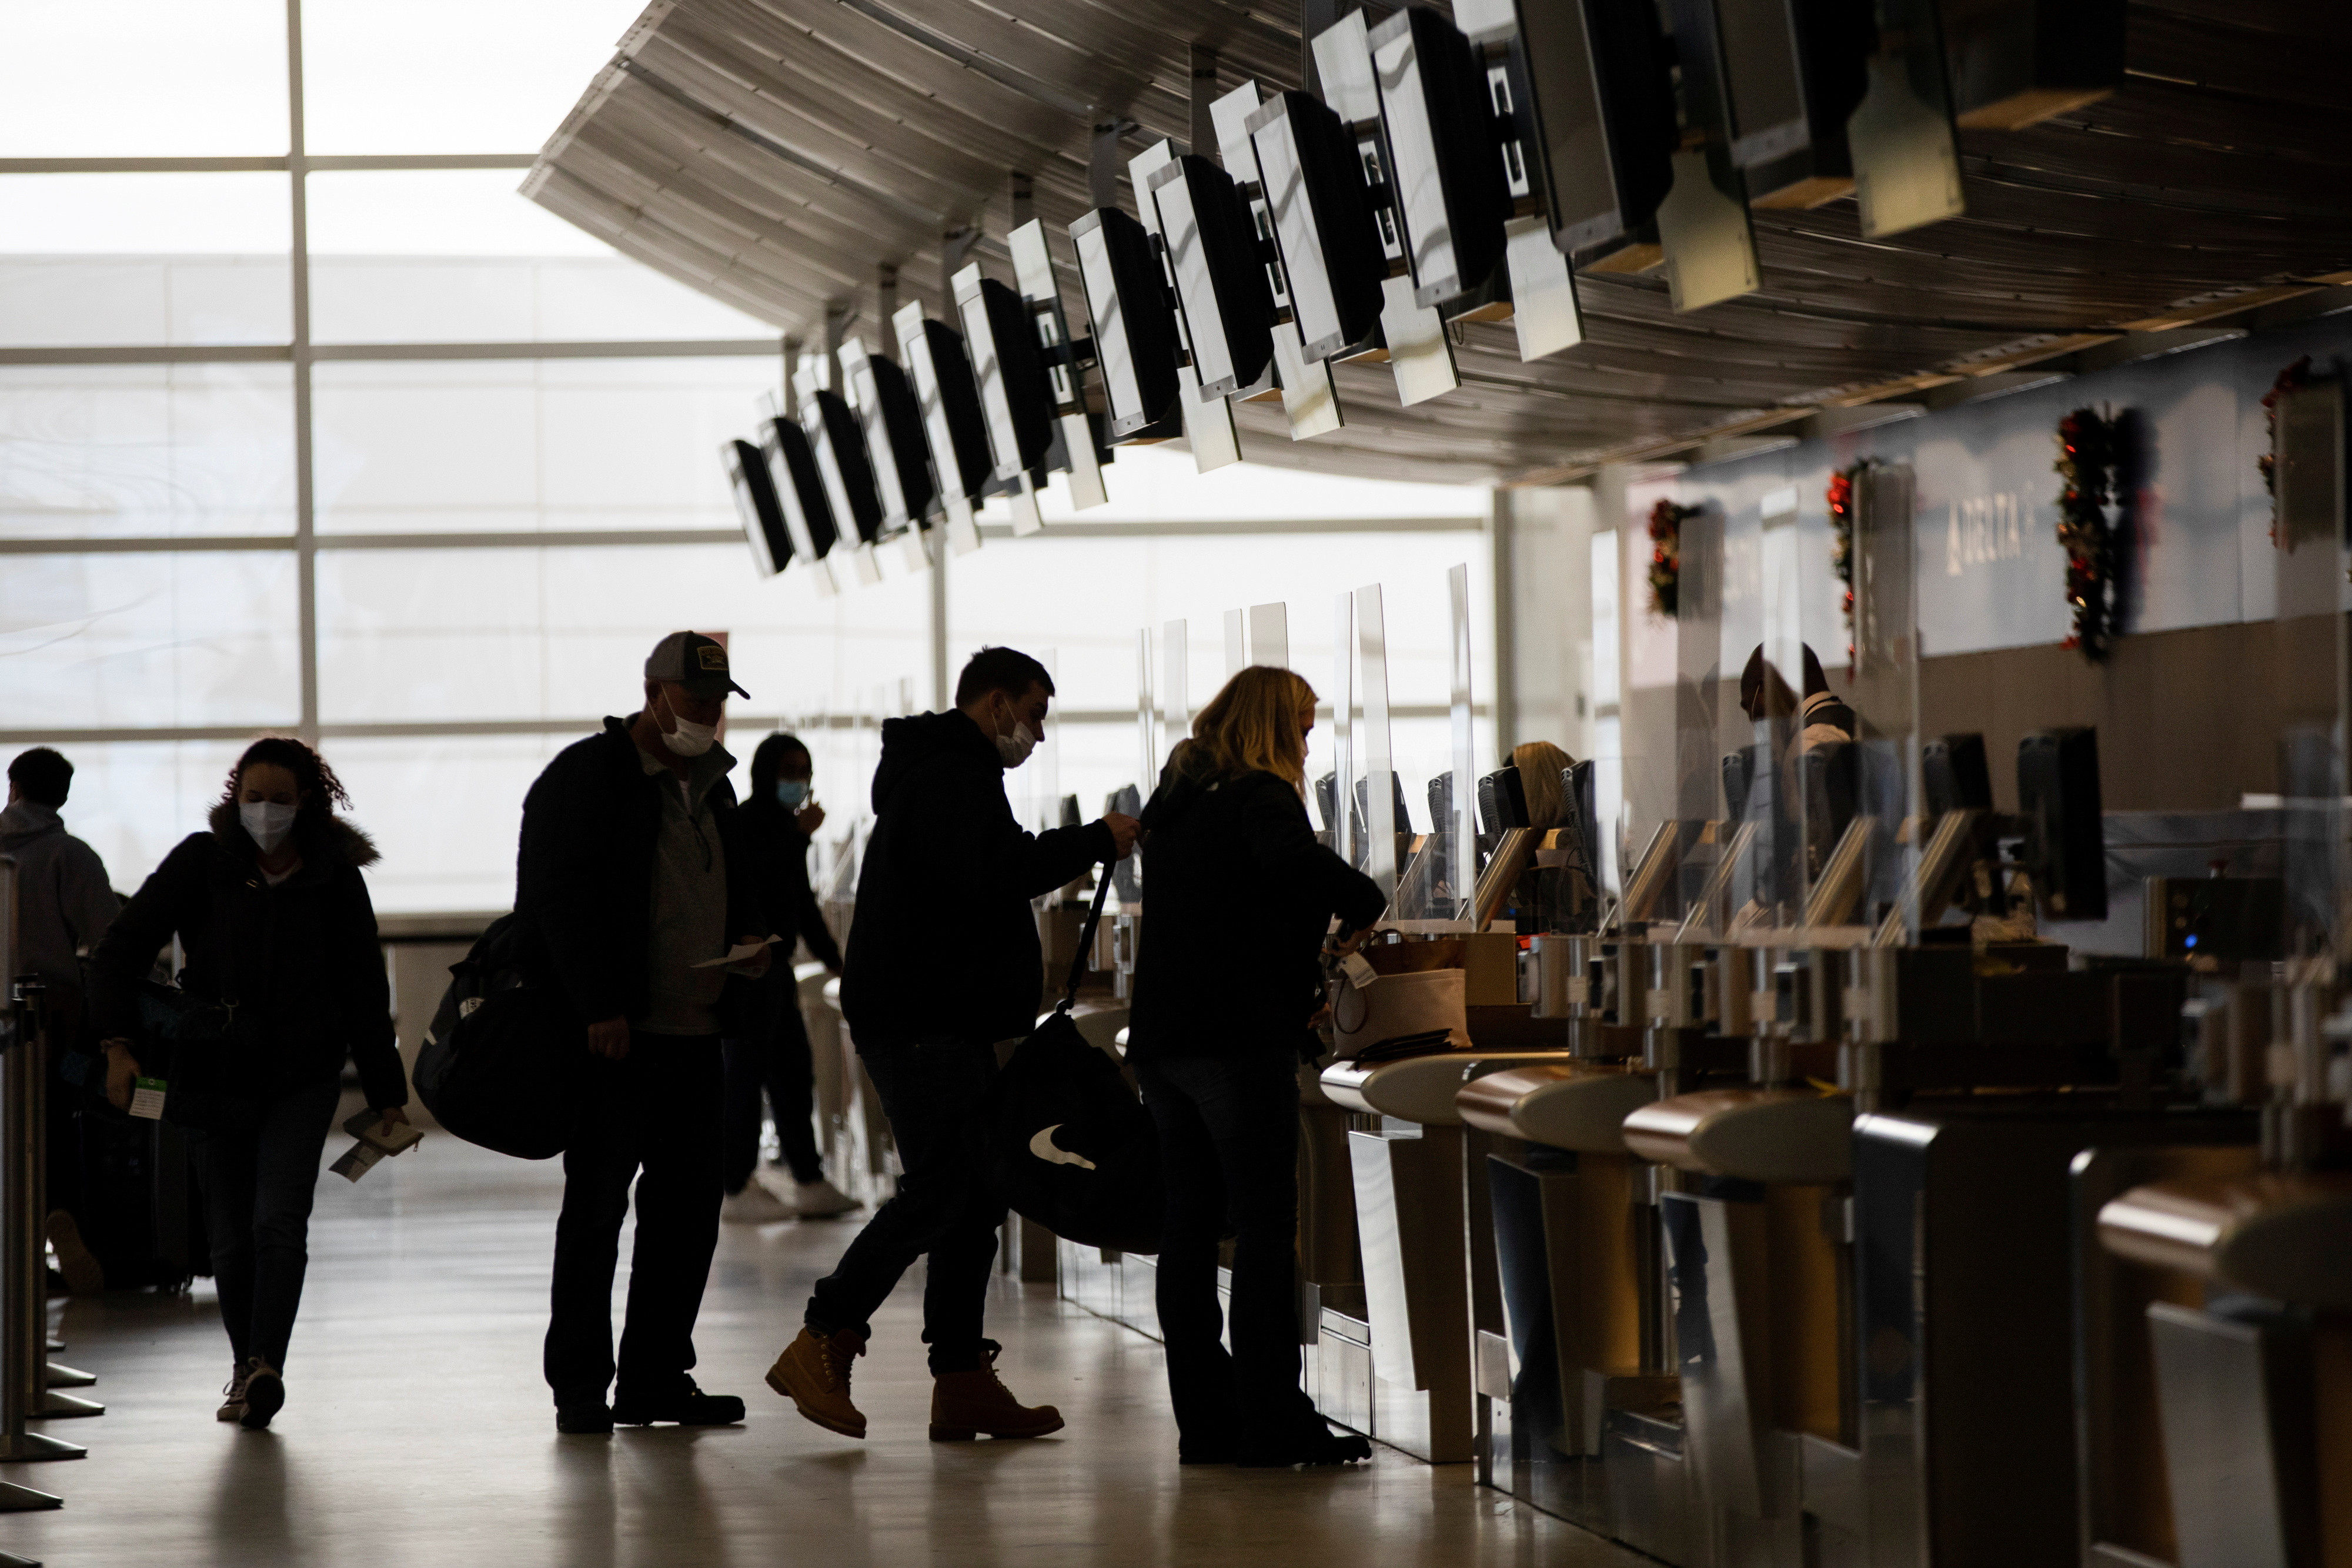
5,0,2352,1564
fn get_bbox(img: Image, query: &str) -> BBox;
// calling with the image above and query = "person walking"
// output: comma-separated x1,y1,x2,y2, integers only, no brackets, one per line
88,738,409,1430
514,631,775,1436
4,747,122,1293
1124,666,1385,1466
765,647,1138,1442
720,733,856,1223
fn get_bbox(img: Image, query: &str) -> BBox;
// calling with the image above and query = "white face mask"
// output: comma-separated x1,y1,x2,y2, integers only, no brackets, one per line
240,801,298,854
994,718,1039,769
658,693,719,758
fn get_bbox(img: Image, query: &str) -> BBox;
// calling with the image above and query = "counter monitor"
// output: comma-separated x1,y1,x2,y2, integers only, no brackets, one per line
723,438,790,577
1368,6,1510,306
1145,153,1275,400
757,416,838,574
954,266,1058,482
1070,206,1183,440
1245,89,1385,363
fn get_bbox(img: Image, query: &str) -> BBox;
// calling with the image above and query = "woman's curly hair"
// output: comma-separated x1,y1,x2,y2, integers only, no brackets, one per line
216,735,352,821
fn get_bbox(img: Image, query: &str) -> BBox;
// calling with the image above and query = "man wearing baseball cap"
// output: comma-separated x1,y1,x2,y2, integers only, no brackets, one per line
513,630,772,1435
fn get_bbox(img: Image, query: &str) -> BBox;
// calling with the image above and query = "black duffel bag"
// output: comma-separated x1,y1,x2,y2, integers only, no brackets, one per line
987,865,1162,1255
415,914,584,1160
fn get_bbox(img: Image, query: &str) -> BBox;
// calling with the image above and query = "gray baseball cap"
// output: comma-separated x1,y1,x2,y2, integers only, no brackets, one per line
644,631,750,700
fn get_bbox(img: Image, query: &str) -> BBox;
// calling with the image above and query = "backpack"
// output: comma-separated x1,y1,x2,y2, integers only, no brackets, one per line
987,867,1163,1254
415,914,586,1160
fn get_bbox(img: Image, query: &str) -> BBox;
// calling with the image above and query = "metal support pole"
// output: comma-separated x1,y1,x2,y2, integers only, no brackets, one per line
1188,45,1218,158
0,863,80,1489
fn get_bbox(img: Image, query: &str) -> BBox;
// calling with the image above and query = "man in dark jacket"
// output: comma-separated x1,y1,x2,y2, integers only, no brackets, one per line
515,631,774,1436
766,646,1137,1442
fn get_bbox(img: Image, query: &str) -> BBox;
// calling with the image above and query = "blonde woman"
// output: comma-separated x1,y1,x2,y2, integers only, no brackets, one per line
1126,666,1386,1467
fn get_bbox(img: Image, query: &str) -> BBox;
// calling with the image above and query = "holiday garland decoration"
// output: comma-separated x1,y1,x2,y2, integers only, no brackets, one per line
2053,406,2120,661
1826,460,1870,667
1647,497,1696,617
2259,355,2314,543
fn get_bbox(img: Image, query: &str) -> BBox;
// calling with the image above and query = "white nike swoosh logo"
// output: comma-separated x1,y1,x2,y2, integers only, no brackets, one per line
1028,1124,1098,1171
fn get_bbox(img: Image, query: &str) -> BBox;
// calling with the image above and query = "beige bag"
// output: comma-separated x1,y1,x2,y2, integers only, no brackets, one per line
1329,963,1470,1060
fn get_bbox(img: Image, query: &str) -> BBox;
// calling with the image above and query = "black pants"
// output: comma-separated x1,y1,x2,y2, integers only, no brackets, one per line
544,1032,723,1406
804,1035,1001,1373
186,1077,342,1372
720,974,823,1190
1138,1051,1318,1452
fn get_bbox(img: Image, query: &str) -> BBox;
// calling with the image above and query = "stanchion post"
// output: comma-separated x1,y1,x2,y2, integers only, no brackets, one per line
0,857,78,1511
14,992,96,1426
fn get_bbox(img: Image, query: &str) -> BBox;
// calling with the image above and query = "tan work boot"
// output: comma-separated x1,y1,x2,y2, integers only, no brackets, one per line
766,1327,867,1438
928,1344,1064,1442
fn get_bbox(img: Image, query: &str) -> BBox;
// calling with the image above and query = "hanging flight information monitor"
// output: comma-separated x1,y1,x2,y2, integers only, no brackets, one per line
838,336,936,539
758,416,840,596
1245,90,1385,365
1367,8,1510,311
1008,219,1110,510
795,362,886,584
953,265,1058,484
1498,0,1676,262
1069,206,1184,441
1145,154,1275,400
891,303,991,554
723,438,790,577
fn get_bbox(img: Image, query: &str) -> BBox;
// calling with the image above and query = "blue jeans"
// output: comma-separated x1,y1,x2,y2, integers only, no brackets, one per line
1137,1050,1318,1453
804,1035,1003,1373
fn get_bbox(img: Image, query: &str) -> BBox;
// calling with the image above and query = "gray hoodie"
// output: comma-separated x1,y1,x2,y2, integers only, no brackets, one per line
0,800,118,989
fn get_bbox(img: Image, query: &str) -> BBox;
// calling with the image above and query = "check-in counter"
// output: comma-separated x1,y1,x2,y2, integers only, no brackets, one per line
2096,1164,2352,1568
1456,1063,1668,1538
1316,1049,1573,1463
1620,1087,1856,1568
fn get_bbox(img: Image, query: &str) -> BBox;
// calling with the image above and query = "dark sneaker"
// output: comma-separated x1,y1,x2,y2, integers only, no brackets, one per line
610,1379,746,1426
239,1359,285,1430
557,1400,614,1436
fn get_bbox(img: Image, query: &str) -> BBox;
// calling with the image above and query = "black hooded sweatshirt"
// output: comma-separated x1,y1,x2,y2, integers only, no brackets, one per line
89,801,407,1112
840,709,1113,1048
1125,754,1386,1062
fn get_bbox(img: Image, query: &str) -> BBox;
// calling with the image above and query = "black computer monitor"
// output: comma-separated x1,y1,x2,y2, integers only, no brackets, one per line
1146,154,1275,400
1068,206,1183,440
2018,727,2107,922
893,310,994,513
1246,90,1386,364
839,340,935,533
758,416,837,570
723,439,790,577
954,269,1057,482
1368,7,1510,308
1510,0,1676,256
803,388,885,547
1922,733,1994,817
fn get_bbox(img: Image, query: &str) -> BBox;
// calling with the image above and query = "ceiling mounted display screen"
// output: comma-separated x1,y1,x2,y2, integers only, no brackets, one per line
1247,90,1385,364
1070,206,1181,440
954,266,1057,482
723,439,790,576
838,339,935,531
759,416,837,569
1145,154,1274,399
893,307,993,515
803,388,885,546
1368,7,1509,307
1511,0,1676,255
1709,0,1810,168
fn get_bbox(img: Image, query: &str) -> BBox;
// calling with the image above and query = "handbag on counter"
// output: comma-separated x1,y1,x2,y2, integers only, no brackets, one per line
988,866,1162,1255
1328,938,1471,1061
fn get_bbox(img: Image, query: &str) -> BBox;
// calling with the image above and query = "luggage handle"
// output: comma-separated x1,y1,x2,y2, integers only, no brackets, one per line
1054,861,1116,1015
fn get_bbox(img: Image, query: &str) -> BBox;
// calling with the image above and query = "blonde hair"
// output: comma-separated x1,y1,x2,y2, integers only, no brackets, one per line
1511,740,1575,830
1182,666,1318,788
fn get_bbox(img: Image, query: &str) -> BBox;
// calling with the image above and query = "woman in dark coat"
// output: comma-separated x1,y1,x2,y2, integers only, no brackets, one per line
90,737,409,1430
719,733,856,1222
1126,666,1387,1467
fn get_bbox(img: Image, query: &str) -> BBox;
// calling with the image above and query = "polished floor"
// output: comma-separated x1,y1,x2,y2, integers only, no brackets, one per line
5,1117,1649,1568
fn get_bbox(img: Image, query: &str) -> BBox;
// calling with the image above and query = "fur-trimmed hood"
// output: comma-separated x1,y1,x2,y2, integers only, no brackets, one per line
206,800,381,869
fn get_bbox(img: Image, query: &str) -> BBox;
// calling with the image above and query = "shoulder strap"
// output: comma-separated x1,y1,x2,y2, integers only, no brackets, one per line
1055,862,1115,1015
